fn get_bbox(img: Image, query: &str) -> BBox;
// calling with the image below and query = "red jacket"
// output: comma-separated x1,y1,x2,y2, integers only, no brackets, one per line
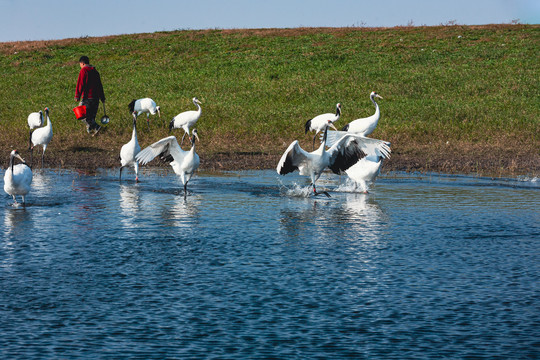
75,65,105,101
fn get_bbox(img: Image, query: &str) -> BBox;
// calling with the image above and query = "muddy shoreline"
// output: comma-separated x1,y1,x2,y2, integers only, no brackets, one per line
10,144,539,179
3,127,538,177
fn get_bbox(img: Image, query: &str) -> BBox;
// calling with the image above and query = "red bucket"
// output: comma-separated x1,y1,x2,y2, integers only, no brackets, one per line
73,105,86,120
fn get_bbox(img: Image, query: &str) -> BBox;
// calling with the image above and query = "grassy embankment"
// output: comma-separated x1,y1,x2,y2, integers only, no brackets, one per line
0,25,538,176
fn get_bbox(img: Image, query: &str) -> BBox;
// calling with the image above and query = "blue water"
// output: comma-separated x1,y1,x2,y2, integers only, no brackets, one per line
1,169,539,359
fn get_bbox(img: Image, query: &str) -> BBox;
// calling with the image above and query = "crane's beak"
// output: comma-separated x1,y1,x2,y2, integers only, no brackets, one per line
190,132,200,146
15,153,26,164
329,122,338,131
376,94,383,99
157,106,161,117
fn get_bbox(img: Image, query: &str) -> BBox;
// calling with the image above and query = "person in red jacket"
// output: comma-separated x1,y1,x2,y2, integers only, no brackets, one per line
75,56,105,135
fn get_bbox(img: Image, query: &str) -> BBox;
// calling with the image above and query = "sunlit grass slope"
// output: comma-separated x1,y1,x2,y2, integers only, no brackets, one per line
0,25,538,174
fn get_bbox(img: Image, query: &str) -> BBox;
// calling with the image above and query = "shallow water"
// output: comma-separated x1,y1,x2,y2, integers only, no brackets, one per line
1,169,539,359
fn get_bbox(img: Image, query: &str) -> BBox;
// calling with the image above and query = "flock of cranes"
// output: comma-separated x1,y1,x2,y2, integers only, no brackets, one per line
277,91,390,196
120,97,202,199
4,91,390,204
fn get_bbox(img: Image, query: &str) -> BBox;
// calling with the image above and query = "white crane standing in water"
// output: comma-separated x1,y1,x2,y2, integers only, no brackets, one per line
304,103,341,150
4,150,33,205
277,122,391,197
325,130,392,193
119,112,141,182
323,92,389,192
327,131,390,193
344,149,389,193
136,129,200,198
169,97,202,146
30,107,53,168
128,98,161,127
27,110,43,150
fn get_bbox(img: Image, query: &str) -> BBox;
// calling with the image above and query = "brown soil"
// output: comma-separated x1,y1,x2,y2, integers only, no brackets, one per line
3,121,537,177
199,145,540,177
11,140,539,178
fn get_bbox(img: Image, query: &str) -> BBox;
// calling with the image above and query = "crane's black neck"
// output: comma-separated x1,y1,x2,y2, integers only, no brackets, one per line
322,125,329,145
9,153,17,172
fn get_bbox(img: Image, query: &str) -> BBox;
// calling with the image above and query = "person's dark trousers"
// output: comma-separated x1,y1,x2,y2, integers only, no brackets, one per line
80,98,100,131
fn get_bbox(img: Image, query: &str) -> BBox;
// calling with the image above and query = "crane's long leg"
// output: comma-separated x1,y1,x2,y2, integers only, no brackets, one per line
119,166,124,181
180,132,187,146
30,147,34,168
312,131,319,151
312,183,330,198
28,130,32,150
184,183,188,200
41,146,46,168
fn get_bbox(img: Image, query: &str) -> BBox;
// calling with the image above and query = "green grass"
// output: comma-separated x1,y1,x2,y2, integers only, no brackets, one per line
0,25,538,174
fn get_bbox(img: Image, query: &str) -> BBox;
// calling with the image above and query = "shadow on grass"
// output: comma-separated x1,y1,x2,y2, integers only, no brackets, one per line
70,146,106,153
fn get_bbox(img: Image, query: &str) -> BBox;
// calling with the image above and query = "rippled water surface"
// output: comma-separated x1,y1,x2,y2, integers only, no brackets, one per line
1,169,539,359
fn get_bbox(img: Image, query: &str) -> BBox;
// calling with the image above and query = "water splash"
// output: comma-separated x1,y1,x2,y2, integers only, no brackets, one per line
280,183,313,197
275,177,322,197
334,178,369,193
518,175,538,183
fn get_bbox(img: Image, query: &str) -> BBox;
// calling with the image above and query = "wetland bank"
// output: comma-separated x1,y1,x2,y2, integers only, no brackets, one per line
0,25,538,177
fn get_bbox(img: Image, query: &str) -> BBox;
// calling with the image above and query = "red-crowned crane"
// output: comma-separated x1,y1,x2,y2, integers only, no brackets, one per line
338,91,383,137
120,112,141,182
169,97,202,146
136,129,200,198
30,107,53,168
305,103,341,150
326,131,391,193
4,150,33,205
27,110,43,149
277,122,390,197
128,98,161,127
